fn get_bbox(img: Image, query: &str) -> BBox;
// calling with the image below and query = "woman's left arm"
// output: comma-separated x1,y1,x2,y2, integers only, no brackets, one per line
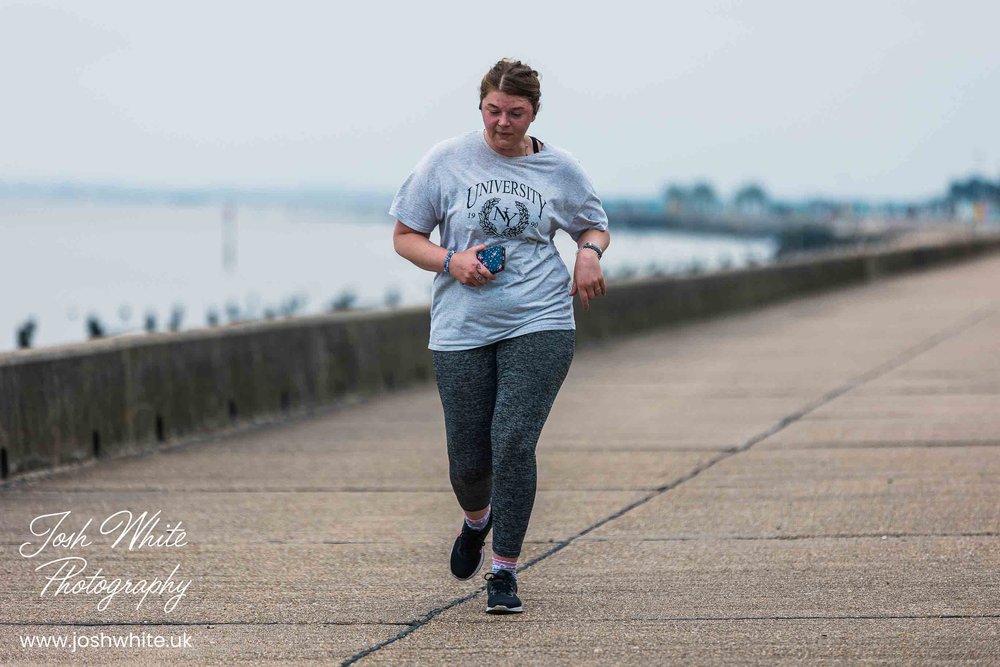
570,229,610,312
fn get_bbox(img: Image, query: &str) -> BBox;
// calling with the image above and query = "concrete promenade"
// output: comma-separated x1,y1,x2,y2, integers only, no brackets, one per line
2,251,999,664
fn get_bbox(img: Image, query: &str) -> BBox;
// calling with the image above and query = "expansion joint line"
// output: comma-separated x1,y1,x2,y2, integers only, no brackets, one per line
342,305,997,666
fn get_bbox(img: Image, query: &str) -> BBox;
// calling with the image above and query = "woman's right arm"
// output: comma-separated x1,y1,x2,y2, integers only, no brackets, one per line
392,221,449,273
392,221,494,286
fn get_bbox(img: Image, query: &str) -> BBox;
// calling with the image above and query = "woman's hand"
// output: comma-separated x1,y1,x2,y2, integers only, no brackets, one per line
570,249,606,312
449,244,495,287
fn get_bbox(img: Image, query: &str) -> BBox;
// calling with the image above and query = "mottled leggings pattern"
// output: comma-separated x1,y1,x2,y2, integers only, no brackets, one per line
432,329,575,559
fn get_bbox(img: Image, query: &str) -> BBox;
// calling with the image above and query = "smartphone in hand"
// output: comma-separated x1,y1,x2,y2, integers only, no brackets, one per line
476,245,506,273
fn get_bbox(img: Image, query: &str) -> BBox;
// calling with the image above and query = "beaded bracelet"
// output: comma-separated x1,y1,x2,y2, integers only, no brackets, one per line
443,249,456,275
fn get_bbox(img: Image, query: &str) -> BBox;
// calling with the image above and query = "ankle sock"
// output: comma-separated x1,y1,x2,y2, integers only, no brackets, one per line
464,506,491,531
491,555,517,576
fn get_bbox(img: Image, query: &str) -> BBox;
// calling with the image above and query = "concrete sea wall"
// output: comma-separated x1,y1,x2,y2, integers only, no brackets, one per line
2,234,999,482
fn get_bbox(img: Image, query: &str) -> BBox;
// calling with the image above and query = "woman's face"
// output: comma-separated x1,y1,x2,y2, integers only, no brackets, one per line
481,89,536,157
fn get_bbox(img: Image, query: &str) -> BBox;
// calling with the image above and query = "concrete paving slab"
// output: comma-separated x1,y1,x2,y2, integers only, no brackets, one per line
534,450,715,490
851,312,1000,397
859,372,1000,397
759,418,1000,450
27,443,710,494
364,618,1000,666
0,490,646,547
586,446,1000,539
0,489,645,625
1,541,482,625
543,395,805,451
431,536,999,622
799,395,1000,420
750,311,1000,447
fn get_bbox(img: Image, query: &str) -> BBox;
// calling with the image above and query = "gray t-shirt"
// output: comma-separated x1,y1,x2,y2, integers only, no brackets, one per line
389,130,608,351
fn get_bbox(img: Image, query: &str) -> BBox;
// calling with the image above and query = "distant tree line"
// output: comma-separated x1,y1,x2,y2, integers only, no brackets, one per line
661,174,1000,220
664,181,771,216
947,176,1000,204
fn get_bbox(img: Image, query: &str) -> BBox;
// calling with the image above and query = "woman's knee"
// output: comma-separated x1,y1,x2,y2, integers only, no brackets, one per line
450,462,492,491
491,434,538,470
450,470,492,511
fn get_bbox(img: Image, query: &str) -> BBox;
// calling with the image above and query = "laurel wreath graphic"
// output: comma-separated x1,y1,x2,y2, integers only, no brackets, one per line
478,198,532,239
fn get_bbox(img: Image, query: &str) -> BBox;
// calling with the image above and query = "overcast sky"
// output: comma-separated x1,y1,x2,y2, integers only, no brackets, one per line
1,0,997,200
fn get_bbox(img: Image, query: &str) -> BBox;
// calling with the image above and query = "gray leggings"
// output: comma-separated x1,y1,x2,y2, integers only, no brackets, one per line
432,329,575,559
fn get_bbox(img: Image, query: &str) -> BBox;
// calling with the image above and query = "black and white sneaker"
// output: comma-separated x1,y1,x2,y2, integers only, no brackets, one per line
450,514,493,580
484,570,523,614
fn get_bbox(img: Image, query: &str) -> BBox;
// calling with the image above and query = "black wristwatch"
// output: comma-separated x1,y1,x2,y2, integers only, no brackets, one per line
580,242,603,260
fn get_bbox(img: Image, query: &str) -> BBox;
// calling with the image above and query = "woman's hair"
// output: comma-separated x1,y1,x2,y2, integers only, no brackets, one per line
479,58,541,115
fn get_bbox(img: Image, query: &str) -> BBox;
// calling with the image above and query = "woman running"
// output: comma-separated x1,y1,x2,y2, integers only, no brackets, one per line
390,58,610,614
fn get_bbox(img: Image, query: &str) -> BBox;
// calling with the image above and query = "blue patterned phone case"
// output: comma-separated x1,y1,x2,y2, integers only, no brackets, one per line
476,245,506,273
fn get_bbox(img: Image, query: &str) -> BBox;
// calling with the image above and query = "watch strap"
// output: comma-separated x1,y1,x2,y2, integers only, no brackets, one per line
580,242,603,260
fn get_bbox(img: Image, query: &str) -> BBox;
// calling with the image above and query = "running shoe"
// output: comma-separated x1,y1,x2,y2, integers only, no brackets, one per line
484,570,523,614
449,514,493,580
